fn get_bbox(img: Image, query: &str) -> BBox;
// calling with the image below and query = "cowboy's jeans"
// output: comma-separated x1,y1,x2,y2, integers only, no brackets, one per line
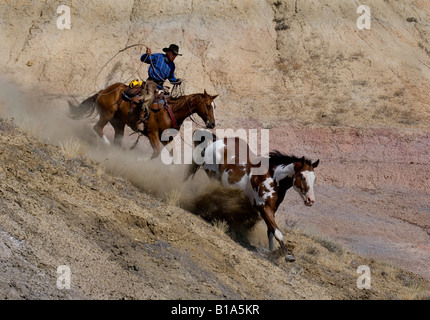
141,80,158,118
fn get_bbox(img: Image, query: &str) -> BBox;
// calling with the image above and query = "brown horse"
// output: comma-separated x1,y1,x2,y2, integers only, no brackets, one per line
185,136,319,262
68,82,217,158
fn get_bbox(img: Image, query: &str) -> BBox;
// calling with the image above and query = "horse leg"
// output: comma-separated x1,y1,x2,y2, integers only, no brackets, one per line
148,132,161,159
94,114,111,145
260,206,295,262
184,160,202,182
111,119,125,147
267,230,274,251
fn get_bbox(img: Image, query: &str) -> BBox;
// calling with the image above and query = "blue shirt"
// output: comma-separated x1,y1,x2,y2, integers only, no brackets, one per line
140,53,178,84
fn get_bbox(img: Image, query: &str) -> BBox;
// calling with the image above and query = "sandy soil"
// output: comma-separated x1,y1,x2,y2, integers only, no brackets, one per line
1,113,429,300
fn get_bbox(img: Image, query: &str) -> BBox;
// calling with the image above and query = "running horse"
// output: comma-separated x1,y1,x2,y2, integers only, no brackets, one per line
68,82,217,158
185,136,320,262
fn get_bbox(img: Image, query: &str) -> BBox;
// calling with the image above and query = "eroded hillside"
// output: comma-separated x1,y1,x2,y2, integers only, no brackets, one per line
1,0,429,128
271,0,430,128
0,116,429,299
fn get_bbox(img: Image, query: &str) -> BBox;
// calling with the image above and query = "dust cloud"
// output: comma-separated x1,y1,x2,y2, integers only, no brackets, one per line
0,76,259,236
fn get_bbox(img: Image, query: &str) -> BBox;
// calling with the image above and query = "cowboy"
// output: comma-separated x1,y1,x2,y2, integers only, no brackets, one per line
132,44,183,121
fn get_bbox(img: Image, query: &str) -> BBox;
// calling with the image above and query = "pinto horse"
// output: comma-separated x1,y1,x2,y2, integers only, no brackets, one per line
68,82,217,158
185,136,319,262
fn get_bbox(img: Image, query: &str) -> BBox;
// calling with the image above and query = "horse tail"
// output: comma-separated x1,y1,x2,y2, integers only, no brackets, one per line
67,92,99,120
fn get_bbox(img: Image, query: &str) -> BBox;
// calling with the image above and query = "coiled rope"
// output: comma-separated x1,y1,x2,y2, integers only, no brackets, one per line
93,43,184,98
93,43,148,97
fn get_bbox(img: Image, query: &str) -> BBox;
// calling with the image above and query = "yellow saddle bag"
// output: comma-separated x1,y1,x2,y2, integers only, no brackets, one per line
129,79,143,88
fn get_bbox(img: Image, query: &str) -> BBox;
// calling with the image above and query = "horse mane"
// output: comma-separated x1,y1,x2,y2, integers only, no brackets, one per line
269,150,311,166
167,93,202,112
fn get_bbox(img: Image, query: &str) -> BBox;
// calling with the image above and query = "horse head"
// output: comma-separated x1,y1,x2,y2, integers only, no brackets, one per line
196,90,217,129
293,157,320,206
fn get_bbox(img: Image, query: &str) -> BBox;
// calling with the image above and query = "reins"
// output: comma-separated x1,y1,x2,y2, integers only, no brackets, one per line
174,84,209,129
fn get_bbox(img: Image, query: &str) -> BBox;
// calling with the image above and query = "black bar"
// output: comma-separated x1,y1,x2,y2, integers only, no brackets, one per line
0,300,427,319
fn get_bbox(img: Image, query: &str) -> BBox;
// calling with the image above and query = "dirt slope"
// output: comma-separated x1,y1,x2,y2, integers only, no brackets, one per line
271,0,430,128
1,0,429,128
0,116,429,299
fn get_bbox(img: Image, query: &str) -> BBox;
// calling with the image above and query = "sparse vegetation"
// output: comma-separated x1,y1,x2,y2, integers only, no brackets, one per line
305,245,319,256
314,236,344,256
166,189,182,206
212,219,229,234
398,110,417,125
59,138,82,159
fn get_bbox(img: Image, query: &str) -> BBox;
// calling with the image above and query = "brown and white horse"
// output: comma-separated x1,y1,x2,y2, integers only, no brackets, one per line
185,136,319,262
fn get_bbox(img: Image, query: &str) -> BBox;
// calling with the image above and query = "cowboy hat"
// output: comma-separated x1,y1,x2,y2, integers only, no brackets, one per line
162,44,182,56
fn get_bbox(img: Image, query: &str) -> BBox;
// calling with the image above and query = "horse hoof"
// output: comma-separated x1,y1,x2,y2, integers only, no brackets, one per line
102,135,110,145
285,254,296,262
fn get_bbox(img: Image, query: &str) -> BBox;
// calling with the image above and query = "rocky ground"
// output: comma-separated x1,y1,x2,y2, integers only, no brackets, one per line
0,115,429,300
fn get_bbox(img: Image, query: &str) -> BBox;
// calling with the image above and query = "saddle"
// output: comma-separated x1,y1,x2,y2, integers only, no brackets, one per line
122,84,144,105
122,81,176,127
121,80,171,106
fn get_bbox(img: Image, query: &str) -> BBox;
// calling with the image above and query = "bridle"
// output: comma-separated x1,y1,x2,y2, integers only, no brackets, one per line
175,87,214,129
